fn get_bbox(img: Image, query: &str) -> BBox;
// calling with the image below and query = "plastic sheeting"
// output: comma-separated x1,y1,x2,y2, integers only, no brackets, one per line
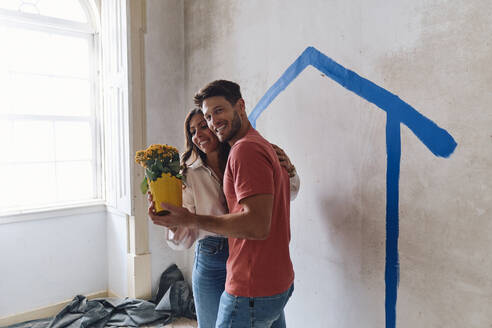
3,264,195,328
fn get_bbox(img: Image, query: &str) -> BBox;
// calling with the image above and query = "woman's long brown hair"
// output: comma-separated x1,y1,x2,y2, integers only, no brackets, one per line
181,108,230,176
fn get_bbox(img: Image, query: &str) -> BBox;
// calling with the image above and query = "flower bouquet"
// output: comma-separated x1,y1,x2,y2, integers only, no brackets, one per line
135,144,182,215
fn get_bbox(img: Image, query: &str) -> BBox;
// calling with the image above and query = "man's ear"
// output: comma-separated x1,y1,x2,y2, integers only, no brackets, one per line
236,98,246,115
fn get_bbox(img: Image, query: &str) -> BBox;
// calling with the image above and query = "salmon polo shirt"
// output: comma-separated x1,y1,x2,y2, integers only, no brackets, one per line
223,127,294,297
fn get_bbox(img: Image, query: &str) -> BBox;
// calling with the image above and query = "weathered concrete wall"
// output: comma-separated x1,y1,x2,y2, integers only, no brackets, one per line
182,0,492,326
144,0,194,291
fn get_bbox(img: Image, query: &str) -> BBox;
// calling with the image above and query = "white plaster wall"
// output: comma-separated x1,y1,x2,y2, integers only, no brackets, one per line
183,0,492,327
144,0,195,292
0,210,107,317
106,211,128,297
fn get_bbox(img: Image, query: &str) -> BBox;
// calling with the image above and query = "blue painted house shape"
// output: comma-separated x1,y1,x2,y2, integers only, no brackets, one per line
248,46,457,328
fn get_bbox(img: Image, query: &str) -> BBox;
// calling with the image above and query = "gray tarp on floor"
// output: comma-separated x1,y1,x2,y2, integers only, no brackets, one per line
4,295,173,328
4,264,196,328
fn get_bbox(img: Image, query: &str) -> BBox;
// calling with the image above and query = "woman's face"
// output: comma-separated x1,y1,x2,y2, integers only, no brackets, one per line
189,113,220,154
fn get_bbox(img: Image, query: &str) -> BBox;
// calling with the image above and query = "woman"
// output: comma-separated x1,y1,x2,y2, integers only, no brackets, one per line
164,108,300,328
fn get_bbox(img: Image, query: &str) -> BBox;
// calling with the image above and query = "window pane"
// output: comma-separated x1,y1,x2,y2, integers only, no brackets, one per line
0,0,88,23
0,0,21,11
0,164,17,208
56,161,94,202
0,120,14,163
8,73,91,117
12,120,55,162
0,26,90,78
0,25,92,117
54,121,93,161
0,162,57,209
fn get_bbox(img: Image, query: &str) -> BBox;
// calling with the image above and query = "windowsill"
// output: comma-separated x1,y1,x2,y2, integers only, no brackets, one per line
0,199,107,225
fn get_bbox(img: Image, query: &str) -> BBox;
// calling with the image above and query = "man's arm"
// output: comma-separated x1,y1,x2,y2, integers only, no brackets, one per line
149,193,273,240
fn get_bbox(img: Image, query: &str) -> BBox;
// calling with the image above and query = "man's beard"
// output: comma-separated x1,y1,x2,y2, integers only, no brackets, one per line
221,110,242,142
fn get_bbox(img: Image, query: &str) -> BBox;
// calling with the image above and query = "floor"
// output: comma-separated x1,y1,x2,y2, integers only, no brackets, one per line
165,318,197,327
146,317,197,328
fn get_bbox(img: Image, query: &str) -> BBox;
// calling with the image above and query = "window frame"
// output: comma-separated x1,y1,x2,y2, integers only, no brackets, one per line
0,2,104,217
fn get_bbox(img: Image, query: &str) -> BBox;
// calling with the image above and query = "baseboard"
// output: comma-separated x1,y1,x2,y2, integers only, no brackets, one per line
107,289,122,298
0,290,108,327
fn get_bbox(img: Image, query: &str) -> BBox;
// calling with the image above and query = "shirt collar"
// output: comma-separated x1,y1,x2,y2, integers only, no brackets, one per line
189,155,206,169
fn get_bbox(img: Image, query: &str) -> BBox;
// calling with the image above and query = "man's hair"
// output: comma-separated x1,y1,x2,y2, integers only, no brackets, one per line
193,80,242,108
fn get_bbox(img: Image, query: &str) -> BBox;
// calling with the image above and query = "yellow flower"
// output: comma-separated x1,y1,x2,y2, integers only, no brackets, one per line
135,144,180,168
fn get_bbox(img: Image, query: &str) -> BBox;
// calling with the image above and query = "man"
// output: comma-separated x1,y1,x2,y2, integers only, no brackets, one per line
149,80,294,327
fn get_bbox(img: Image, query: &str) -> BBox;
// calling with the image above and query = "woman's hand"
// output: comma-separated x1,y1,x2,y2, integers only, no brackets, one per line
147,191,157,215
271,144,296,177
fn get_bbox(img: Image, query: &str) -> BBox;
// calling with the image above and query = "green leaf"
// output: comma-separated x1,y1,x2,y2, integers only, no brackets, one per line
140,177,148,194
149,163,161,180
169,161,180,175
146,168,157,181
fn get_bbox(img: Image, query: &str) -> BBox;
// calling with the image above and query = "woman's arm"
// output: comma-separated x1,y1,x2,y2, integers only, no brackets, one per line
289,172,300,201
162,181,199,250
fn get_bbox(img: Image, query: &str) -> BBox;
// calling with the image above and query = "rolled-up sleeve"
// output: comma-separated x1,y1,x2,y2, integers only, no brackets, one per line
165,182,198,250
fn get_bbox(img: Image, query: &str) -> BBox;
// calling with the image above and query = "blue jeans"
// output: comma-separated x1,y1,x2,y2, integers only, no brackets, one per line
192,236,229,328
215,284,294,328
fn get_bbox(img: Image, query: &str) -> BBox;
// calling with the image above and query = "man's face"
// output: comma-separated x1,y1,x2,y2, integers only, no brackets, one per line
202,96,243,143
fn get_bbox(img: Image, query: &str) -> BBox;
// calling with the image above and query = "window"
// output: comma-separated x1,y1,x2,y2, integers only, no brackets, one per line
0,1,101,214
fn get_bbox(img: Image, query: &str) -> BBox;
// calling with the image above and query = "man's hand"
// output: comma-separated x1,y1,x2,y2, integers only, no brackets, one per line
147,192,197,229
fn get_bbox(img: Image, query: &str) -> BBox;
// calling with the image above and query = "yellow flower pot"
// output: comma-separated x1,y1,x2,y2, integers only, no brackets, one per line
148,173,182,215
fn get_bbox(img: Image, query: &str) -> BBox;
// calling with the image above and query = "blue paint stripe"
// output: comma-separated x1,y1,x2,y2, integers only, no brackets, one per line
248,46,457,328
385,115,401,327
248,46,457,158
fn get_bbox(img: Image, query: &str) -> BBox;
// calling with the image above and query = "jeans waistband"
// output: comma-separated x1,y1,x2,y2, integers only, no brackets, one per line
199,236,227,244
198,236,228,253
